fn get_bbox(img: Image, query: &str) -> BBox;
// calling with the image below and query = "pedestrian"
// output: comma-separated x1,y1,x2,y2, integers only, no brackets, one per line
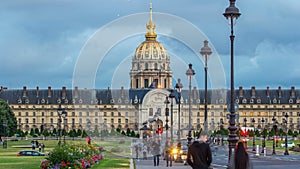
38,143,42,152
152,138,161,167
41,143,45,152
134,144,139,159
165,139,172,167
229,141,252,169
187,131,212,169
142,145,148,160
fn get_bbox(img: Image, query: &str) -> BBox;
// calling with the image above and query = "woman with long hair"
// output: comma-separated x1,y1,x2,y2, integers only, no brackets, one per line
230,141,252,169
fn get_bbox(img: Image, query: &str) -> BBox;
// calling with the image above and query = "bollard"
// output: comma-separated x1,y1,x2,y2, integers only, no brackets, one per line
255,145,260,156
263,147,266,156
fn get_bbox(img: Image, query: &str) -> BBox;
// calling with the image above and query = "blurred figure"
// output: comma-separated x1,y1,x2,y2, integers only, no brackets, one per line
230,141,252,169
187,132,212,169
152,137,161,166
165,139,172,167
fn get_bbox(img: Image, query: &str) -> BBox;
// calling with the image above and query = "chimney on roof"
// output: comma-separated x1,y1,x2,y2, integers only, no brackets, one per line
266,86,270,97
62,86,66,99
291,86,295,98
239,86,243,97
48,86,52,97
121,86,124,98
23,86,27,97
193,86,197,99
278,86,282,98
74,86,79,98
36,86,39,97
251,86,256,98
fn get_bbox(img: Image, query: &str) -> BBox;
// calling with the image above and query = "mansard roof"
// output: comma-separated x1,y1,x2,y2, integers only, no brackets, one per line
0,86,299,105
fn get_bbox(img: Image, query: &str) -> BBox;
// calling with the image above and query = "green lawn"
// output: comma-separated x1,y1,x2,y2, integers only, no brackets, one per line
0,137,131,169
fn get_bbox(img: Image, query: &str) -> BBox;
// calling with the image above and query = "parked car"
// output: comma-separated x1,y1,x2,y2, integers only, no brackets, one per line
17,150,46,156
280,142,295,148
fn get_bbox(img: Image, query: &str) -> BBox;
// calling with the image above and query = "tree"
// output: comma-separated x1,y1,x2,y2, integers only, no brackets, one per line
30,128,35,136
82,130,88,138
0,99,17,137
93,128,99,137
77,129,82,137
288,129,293,136
34,128,40,135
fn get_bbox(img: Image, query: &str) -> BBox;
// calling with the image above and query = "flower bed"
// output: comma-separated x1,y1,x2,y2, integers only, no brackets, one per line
40,143,104,169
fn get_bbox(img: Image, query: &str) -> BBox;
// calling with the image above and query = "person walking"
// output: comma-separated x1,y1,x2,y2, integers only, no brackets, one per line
165,139,172,167
229,141,252,169
187,132,212,169
152,138,161,167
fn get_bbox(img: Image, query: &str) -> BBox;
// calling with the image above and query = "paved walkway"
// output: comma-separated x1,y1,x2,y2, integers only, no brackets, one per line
133,158,226,169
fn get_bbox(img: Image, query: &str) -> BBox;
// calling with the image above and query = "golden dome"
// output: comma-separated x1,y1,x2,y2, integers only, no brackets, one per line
133,3,169,61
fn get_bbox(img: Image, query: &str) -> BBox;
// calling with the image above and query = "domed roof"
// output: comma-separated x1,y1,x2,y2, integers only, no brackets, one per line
133,4,169,61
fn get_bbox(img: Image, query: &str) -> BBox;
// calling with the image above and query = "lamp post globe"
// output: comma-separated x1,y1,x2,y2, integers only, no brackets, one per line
223,0,241,163
200,40,212,133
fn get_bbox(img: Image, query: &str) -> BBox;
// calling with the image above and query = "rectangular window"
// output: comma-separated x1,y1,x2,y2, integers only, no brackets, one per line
144,79,149,88
111,118,114,124
18,112,21,116
79,112,82,116
72,112,75,116
42,118,44,124
95,112,98,116
125,119,129,124
136,79,139,88
118,118,121,124
25,112,28,116
86,112,89,116
79,118,82,124
26,118,28,124
95,118,98,124
33,118,36,124
50,118,53,124
149,108,153,116
33,112,36,116
42,112,44,116
50,112,54,116
118,112,121,117
72,118,75,124
104,112,107,117
111,112,114,117
125,112,128,117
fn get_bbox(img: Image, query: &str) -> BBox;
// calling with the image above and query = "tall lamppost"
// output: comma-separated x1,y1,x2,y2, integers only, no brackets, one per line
261,118,266,153
175,78,183,142
200,40,212,133
62,113,67,144
252,118,256,151
2,122,7,149
284,113,289,155
243,118,247,148
186,63,195,146
164,96,170,141
223,0,241,161
169,91,175,145
57,104,66,146
272,116,277,155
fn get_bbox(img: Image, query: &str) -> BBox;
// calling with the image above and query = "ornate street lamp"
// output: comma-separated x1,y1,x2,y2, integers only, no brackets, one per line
200,40,212,133
57,104,67,146
261,118,266,153
272,116,277,155
164,96,170,139
186,63,195,146
169,90,175,144
284,113,289,155
223,0,241,162
175,79,183,142
252,118,256,151
62,112,67,144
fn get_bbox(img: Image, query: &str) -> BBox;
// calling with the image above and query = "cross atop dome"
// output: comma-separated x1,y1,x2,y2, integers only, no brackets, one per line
145,3,157,41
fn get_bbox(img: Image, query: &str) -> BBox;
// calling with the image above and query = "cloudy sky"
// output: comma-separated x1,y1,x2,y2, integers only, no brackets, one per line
0,0,299,90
